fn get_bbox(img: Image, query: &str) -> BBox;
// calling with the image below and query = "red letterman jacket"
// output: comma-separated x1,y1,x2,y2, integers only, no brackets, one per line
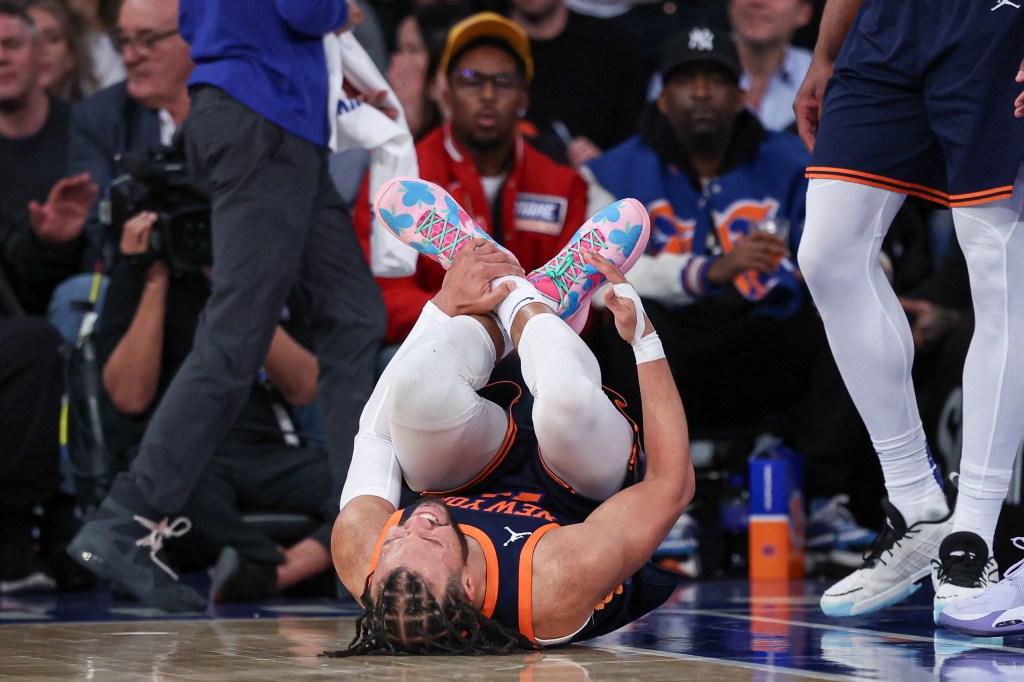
354,123,588,343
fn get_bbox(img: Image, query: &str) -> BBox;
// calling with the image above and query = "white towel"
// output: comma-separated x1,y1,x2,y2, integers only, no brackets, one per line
324,32,419,277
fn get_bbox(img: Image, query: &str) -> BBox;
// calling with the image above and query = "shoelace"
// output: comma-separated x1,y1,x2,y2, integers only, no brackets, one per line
539,229,609,304
416,208,468,262
931,547,990,588
1005,537,1024,579
861,521,915,568
134,515,192,581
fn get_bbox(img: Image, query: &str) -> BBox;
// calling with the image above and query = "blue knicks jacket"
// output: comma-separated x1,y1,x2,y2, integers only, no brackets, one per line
588,108,810,318
179,1,348,147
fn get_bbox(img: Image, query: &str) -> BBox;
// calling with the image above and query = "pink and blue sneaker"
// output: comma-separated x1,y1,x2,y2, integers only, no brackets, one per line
373,177,517,269
528,198,650,332
374,177,651,331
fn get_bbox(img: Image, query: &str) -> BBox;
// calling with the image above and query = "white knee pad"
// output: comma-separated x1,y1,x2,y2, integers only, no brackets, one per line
387,316,495,429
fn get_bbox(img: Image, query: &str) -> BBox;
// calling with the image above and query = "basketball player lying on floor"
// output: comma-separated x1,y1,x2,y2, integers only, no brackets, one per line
328,178,695,655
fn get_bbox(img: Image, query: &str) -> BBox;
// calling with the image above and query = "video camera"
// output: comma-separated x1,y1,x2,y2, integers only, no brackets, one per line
102,147,212,272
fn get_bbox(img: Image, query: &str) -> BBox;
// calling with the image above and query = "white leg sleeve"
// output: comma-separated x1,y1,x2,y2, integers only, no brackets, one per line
387,315,510,492
950,165,1024,549
800,179,946,523
518,314,634,500
340,301,451,510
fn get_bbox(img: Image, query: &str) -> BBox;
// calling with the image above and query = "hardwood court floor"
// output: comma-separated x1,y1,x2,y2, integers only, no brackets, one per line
1,578,1022,680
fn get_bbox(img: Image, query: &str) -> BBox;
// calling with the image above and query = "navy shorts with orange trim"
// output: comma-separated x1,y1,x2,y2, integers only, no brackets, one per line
809,0,1024,207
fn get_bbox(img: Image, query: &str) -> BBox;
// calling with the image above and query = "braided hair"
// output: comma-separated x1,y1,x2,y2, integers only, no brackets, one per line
322,568,536,657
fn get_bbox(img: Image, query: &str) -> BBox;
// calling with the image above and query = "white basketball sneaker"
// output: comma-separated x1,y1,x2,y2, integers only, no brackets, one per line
820,497,952,617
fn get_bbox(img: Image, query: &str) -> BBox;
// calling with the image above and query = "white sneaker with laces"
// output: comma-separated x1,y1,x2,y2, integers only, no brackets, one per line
932,531,1000,623
819,497,952,617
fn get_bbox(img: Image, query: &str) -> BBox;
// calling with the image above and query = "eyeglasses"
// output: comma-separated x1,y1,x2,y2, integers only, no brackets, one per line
451,69,522,95
109,27,179,54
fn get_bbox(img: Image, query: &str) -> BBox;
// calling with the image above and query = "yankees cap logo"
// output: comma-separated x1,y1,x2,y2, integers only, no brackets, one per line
688,27,715,51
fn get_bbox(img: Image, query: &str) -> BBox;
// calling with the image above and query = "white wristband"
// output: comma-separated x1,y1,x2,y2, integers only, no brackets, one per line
608,282,665,364
632,331,665,365
611,282,647,343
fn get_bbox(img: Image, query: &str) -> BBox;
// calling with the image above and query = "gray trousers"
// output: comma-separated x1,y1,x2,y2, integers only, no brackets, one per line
122,87,385,513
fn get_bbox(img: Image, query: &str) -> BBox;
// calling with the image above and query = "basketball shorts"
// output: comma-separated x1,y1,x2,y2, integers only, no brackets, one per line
808,0,1024,206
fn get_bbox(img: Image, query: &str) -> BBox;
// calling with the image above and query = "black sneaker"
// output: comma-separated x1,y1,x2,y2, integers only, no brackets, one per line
67,497,207,612
931,531,999,624
0,540,57,594
209,547,277,603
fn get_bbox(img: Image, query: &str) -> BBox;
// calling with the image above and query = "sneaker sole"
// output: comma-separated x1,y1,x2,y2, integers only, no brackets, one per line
820,567,930,617
0,572,57,594
938,611,1024,637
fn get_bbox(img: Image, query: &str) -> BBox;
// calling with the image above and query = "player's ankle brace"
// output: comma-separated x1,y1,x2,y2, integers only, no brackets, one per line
611,283,665,365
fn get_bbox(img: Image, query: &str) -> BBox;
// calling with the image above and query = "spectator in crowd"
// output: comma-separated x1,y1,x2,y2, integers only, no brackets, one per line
360,12,588,346
92,211,336,604
68,0,385,614
66,0,125,90
508,0,647,168
0,1,72,229
585,25,878,568
25,0,98,101
566,0,728,83
66,0,193,267
728,0,814,133
1,177,97,594
387,1,472,140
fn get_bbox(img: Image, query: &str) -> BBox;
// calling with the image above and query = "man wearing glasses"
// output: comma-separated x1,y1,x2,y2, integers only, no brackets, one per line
367,12,589,348
66,0,193,267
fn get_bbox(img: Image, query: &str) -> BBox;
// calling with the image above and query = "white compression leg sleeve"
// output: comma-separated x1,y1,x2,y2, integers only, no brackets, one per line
518,314,634,500
950,166,1024,550
387,315,510,492
800,179,948,524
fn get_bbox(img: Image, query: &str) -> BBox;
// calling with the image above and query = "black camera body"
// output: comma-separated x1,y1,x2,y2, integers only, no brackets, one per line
103,148,212,272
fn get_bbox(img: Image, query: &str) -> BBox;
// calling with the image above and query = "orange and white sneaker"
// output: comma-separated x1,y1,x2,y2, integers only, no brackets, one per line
373,177,517,269
527,199,650,332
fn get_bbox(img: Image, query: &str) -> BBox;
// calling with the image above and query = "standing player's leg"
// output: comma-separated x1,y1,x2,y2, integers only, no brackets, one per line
800,179,952,617
932,165,1024,617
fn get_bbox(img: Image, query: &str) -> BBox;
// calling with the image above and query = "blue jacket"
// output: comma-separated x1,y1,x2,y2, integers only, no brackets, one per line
588,109,810,318
179,1,349,147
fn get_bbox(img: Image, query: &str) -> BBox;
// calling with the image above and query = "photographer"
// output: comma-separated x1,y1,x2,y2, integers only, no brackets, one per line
92,211,336,603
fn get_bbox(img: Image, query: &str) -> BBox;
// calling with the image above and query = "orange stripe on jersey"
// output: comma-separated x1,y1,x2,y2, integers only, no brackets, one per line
422,381,523,496
806,167,1014,207
365,510,404,588
458,524,500,618
517,523,559,643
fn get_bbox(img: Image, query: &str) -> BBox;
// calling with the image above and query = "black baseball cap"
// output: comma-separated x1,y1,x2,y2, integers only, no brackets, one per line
660,25,742,82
